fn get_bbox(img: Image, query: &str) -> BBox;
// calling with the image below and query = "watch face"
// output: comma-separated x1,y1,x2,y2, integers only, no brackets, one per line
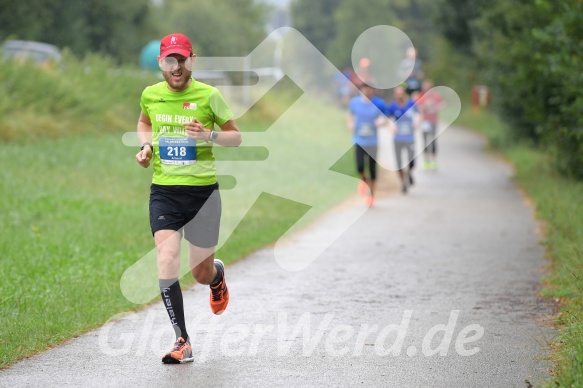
211,131,218,141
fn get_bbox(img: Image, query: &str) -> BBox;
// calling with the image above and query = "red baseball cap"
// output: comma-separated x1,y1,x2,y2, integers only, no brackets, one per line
160,33,192,58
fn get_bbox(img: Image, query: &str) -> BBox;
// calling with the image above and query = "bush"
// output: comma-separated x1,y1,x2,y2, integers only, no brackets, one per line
0,50,158,142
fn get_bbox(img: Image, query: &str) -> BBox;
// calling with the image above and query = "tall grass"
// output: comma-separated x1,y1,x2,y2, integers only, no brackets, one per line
0,51,158,142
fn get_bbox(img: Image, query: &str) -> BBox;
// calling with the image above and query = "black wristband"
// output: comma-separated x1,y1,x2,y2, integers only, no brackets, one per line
140,142,153,151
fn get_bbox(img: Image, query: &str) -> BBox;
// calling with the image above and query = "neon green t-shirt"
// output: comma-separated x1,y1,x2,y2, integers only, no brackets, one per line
140,78,233,186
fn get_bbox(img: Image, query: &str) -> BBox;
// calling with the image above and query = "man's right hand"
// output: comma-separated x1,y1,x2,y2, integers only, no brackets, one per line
136,147,152,168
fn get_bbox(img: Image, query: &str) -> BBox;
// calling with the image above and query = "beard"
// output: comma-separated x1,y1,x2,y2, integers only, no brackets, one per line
163,68,192,92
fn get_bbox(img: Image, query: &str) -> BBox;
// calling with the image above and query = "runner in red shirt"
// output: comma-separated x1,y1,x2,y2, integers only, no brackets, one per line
416,80,444,170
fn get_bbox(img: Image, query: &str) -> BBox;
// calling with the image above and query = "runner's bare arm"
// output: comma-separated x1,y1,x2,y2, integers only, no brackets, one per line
216,120,242,147
136,112,153,168
185,119,242,147
347,112,355,131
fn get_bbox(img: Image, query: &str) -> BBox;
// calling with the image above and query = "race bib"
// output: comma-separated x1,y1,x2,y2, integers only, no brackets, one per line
356,123,376,137
397,121,413,136
421,120,434,133
159,137,197,165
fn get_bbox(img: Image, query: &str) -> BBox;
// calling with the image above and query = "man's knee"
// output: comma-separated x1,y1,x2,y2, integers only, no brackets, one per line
155,231,181,268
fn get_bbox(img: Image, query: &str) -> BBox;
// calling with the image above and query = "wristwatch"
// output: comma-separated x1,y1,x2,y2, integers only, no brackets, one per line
209,131,219,142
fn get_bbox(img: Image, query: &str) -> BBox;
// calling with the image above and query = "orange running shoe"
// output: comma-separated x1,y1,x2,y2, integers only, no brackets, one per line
357,180,369,196
210,259,229,315
365,195,375,207
162,337,193,364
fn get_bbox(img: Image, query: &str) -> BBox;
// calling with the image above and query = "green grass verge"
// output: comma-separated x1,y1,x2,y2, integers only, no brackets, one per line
457,106,583,386
0,59,359,367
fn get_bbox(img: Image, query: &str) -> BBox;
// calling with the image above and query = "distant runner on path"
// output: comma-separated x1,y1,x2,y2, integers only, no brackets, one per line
347,83,386,207
385,85,418,194
416,80,445,170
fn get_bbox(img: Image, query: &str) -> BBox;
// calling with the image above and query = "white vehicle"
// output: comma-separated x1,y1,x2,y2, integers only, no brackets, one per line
2,40,62,68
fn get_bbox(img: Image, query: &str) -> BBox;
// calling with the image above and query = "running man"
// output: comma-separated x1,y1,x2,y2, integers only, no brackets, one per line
385,85,418,194
397,47,424,98
347,83,386,206
135,33,242,364
416,80,444,170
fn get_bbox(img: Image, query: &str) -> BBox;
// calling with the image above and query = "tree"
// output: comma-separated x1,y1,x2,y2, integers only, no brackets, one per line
290,0,340,55
529,0,583,177
158,0,268,57
0,0,153,63
433,0,485,56
436,0,583,178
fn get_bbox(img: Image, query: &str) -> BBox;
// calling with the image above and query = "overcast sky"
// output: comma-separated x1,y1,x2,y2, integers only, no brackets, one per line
258,0,291,9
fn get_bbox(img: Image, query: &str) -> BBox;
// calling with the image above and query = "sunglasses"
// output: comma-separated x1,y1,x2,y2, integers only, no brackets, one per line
158,56,193,72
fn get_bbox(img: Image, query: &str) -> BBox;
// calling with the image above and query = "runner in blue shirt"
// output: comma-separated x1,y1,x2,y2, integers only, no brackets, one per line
385,85,418,194
348,83,386,206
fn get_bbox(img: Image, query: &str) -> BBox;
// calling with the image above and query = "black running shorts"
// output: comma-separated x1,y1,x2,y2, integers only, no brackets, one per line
149,183,221,248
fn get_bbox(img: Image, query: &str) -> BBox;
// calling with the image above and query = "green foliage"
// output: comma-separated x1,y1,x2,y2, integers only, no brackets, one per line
155,0,269,57
437,0,583,179
0,0,153,64
531,0,583,179
433,0,485,55
290,0,340,55
291,0,439,70
390,0,439,62
421,37,477,101
471,1,553,142
0,0,269,64
0,53,158,141
325,0,399,68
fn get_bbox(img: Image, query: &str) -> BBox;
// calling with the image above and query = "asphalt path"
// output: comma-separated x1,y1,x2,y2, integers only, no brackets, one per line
0,126,555,387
